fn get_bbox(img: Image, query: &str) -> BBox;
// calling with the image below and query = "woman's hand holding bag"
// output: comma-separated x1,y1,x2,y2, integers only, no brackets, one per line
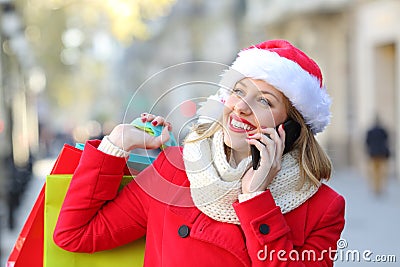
108,113,173,152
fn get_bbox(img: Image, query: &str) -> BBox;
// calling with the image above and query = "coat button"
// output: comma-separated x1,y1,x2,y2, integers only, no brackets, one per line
259,224,270,235
178,225,190,238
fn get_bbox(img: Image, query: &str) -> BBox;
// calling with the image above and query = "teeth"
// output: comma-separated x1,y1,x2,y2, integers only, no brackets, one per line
231,118,253,130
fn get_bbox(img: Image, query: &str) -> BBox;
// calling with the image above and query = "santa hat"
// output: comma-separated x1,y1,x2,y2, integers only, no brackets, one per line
198,39,331,134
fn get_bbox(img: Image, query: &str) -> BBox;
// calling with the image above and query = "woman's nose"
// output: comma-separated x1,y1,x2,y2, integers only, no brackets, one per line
234,97,252,115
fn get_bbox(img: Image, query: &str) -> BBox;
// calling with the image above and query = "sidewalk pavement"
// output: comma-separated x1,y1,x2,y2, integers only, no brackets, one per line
326,168,400,266
1,159,399,266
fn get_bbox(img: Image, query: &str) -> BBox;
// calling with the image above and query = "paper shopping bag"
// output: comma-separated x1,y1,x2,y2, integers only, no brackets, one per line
6,185,45,267
50,143,83,174
7,144,83,267
44,174,145,267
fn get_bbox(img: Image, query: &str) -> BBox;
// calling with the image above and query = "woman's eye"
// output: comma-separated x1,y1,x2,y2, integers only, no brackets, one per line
232,88,244,96
260,98,271,106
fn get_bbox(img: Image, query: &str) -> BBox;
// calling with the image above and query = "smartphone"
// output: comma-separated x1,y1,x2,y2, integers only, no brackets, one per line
251,119,301,170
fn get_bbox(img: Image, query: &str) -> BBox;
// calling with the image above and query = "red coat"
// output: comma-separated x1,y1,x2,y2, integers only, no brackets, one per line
54,140,345,267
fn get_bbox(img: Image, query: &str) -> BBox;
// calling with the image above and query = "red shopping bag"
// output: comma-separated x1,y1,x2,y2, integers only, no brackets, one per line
50,144,82,174
6,185,45,267
7,144,83,267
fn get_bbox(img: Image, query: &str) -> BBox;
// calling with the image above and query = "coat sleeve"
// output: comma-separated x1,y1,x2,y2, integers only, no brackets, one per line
233,189,345,267
53,140,155,253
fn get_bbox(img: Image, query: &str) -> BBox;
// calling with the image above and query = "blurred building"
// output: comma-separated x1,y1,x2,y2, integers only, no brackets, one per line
117,0,246,141
0,0,40,231
243,0,400,178
351,0,400,179
2,0,396,179
117,0,400,179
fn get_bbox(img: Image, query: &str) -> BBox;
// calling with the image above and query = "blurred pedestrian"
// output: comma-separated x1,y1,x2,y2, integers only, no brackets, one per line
53,40,345,266
365,116,390,195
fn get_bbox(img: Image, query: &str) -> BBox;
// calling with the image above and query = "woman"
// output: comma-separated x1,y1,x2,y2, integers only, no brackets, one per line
54,40,345,266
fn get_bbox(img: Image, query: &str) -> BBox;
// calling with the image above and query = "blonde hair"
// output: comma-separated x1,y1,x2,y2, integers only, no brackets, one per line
185,99,332,188
287,104,332,186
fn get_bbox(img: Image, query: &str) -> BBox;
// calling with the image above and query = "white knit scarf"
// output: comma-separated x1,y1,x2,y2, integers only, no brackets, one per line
183,129,319,225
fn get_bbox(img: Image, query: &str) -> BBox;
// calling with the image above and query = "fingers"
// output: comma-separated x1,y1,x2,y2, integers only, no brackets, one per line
141,113,155,122
246,127,285,169
141,113,172,131
137,113,173,150
268,125,285,157
159,125,171,145
277,124,286,146
251,127,285,155
246,137,275,169
246,137,267,153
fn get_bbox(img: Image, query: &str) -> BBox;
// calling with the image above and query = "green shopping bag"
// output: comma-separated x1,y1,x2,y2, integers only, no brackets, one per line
44,174,145,267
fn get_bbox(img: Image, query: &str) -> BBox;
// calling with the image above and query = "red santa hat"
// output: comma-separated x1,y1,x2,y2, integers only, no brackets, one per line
199,39,331,134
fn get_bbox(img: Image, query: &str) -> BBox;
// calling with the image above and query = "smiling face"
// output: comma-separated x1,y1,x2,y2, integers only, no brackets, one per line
222,78,288,161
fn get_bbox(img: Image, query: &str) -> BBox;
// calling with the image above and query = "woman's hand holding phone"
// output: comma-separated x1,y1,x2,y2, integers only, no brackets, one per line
242,125,286,194
108,113,172,152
